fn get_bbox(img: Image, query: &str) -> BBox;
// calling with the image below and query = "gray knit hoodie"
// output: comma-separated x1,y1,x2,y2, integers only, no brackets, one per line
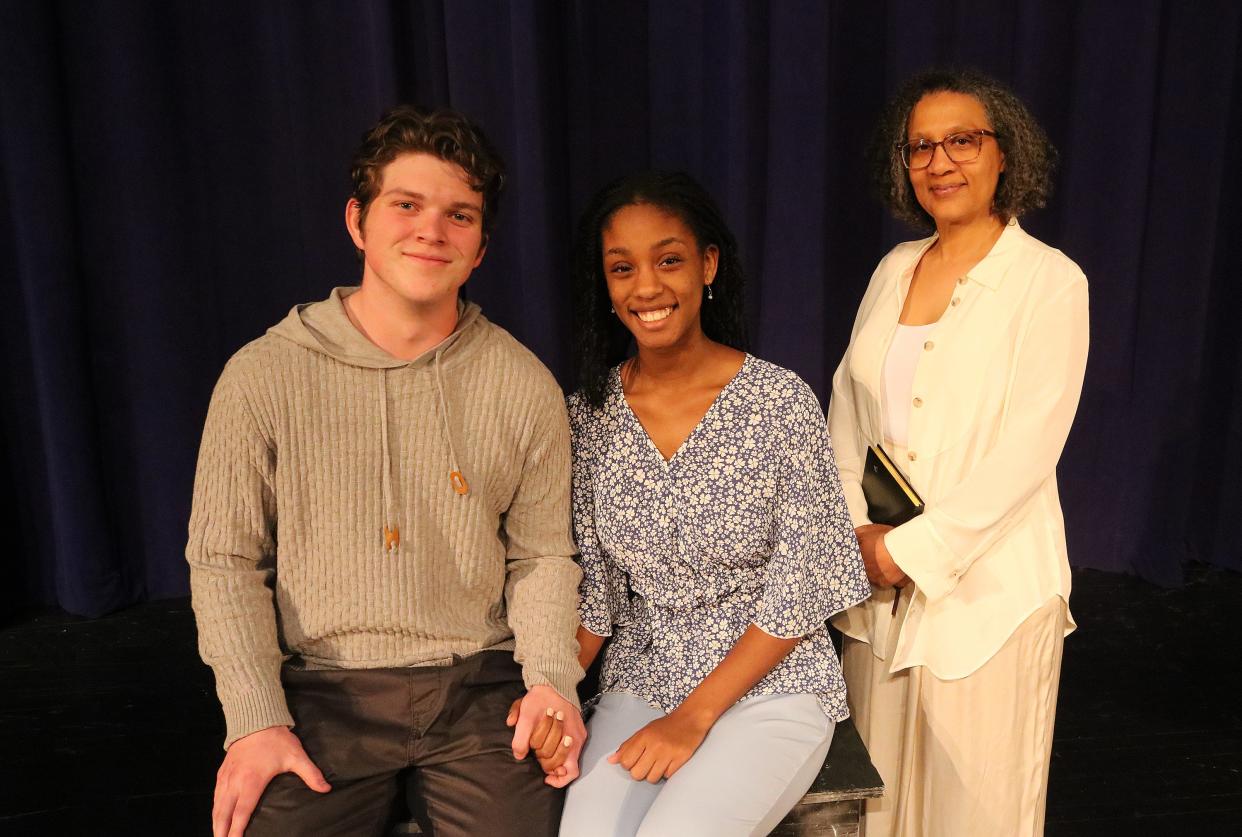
187,287,583,747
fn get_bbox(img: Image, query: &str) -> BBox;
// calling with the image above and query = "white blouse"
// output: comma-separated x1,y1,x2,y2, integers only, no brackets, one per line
828,221,1089,679
882,323,938,448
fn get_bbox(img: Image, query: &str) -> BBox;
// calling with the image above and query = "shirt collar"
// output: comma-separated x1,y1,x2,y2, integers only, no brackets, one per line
897,218,1026,293
963,219,1024,289
896,235,938,298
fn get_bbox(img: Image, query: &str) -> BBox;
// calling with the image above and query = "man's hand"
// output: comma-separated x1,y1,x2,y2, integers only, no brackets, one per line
506,702,574,776
607,709,711,783
212,725,330,837
505,684,586,788
855,524,908,588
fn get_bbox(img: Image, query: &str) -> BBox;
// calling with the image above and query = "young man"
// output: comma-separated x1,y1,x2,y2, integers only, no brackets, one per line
187,106,585,837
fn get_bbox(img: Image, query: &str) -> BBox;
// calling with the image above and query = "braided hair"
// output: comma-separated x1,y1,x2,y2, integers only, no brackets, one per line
571,171,749,408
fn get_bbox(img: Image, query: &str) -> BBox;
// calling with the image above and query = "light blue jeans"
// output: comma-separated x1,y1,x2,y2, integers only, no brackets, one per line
559,692,834,837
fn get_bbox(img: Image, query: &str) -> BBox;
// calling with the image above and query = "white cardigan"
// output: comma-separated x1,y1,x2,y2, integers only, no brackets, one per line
828,221,1089,679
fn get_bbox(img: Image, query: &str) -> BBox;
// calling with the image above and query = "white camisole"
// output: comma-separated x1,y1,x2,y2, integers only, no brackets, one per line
882,323,937,447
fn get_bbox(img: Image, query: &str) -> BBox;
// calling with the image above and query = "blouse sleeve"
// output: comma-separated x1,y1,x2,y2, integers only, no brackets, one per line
753,380,872,638
828,353,873,529
828,257,892,530
568,395,631,637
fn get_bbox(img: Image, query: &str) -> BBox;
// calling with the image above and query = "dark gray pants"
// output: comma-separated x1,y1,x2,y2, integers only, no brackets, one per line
246,651,563,837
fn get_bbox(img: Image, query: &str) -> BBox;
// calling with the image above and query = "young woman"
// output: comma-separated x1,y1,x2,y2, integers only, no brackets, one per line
828,69,1090,836
556,171,869,836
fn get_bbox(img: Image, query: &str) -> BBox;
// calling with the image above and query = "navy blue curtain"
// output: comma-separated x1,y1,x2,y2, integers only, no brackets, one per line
2,1,1239,619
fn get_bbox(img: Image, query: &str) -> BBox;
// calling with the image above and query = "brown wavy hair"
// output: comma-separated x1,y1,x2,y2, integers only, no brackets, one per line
870,68,1057,230
349,105,506,238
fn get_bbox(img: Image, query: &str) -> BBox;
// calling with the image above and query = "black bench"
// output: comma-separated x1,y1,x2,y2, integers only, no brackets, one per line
391,716,882,835
770,717,883,835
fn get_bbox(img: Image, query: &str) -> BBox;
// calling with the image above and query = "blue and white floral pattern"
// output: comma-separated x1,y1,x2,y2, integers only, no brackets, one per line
568,355,871,720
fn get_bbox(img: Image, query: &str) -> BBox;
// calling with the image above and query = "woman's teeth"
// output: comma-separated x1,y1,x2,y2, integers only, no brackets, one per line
636,307,674,323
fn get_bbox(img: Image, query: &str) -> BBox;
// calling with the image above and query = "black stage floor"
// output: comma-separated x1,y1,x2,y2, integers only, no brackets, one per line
2,566,1240,836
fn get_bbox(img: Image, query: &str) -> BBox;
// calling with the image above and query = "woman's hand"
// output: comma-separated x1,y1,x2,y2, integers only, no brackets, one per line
604,625,798,784
855,524,909,588
506,699,576,779
608,709,713,783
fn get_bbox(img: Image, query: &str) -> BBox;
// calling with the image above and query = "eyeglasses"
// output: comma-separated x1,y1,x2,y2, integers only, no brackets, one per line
896,129,999,170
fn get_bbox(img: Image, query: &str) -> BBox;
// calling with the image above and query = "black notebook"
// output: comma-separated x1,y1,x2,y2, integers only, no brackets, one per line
862,444,924,527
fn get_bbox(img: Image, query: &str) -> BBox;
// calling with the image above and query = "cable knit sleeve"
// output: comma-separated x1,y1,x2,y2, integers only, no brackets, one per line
502,376,585,708
185,356,292,749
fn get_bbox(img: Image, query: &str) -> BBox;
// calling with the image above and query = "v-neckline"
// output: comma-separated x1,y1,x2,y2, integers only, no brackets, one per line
615,354,751,465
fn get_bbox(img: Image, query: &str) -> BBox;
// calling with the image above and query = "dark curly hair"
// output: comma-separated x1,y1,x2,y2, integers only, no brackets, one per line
572,171,749,408
350,105,506,238
870,68,1057,230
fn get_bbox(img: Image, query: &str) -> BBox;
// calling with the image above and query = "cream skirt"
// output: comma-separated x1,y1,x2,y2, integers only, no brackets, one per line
842,593,1067,837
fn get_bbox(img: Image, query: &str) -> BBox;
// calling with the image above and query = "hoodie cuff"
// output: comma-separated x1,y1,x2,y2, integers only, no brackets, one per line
221,684,295,750
521,657,586,711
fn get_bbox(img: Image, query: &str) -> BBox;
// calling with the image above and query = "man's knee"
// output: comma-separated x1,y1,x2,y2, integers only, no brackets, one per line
414,754,563,837
246,771,401,837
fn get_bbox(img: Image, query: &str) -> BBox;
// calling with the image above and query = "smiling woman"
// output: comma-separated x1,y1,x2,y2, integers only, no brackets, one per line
828,68,1088,837
558,172,870,837
600,202,717,345
570,171,749,410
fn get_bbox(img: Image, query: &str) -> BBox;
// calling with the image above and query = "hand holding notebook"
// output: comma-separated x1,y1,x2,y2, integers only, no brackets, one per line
860,444,923,610
861,444,924,527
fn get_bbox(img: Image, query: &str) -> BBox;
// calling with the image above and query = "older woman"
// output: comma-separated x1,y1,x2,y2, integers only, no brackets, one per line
828,69,1089,836
556,171,869,836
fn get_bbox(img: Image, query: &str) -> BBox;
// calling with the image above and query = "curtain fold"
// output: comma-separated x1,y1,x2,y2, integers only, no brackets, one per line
2,0,1238,617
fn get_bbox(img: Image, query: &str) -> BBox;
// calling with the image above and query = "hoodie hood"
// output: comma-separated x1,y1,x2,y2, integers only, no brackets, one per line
268,286,484,554
268,286,483,369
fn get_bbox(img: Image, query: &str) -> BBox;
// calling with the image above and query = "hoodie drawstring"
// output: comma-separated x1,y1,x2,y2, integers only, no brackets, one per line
380,352,470,554
379,370,399,554
434,348,470,496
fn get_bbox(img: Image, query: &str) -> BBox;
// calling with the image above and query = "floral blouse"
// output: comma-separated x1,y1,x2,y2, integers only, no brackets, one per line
568,355,870,720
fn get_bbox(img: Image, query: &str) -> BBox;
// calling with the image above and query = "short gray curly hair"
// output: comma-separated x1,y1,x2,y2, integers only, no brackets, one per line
869,68,1057,230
